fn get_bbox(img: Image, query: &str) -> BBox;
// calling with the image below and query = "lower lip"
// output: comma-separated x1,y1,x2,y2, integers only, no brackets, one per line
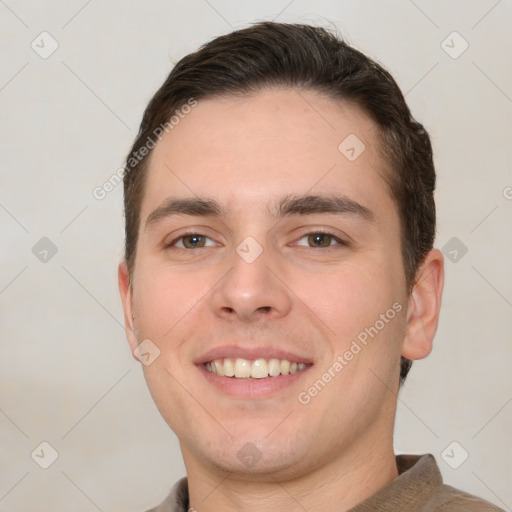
198,364,313,399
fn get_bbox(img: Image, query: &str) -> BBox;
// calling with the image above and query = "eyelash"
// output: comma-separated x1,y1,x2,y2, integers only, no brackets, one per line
164,231,348,250
295,232,348,248
165,232,216,250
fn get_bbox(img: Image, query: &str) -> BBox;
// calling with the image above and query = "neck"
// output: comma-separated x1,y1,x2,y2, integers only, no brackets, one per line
183,436,398,512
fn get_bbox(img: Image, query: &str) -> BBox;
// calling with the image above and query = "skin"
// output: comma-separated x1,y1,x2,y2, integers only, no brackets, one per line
118,88,444,511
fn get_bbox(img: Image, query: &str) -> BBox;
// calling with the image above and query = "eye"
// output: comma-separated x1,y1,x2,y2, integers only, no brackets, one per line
169,234,216,249
295,232,347,248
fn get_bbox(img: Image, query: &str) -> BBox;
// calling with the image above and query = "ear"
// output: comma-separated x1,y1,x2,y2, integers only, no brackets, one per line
402,248,444,360
118,261,139,356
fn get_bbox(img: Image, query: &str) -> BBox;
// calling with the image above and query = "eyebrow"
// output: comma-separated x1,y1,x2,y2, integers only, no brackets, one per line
144,193,376,230
271,194,375,222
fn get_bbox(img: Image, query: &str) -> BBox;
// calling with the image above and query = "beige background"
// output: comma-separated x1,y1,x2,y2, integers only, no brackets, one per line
1,0,511,510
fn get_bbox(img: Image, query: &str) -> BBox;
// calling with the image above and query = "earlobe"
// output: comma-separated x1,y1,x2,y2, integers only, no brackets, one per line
118,261,139,354
402,249,444,361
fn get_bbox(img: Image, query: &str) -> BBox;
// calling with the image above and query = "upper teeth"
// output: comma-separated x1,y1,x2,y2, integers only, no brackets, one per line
205,358,308,379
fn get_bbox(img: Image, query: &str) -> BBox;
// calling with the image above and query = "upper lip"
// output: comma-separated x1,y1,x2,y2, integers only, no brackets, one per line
194,345,313,365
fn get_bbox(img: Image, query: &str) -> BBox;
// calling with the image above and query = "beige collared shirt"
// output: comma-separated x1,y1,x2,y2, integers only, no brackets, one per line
146,454,504,511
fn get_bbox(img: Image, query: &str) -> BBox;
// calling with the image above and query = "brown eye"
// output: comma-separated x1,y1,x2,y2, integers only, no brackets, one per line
181,235,206,248
294,232,347,248
169,234,215,249
307,233,334,247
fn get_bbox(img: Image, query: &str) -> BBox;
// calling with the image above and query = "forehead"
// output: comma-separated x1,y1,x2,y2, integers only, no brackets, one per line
140,88,395,224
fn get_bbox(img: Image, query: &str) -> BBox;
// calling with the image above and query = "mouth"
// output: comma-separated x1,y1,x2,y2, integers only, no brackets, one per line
196,348,314,399
204,357,311,379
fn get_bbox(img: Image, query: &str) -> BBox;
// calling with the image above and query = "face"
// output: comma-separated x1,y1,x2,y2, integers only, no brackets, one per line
119,88,438,480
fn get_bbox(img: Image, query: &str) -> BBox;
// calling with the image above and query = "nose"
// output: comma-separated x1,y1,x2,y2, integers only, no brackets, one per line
209,240,293,323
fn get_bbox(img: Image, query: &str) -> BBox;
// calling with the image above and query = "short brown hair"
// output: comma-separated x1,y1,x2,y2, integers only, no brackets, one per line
122,21,436,383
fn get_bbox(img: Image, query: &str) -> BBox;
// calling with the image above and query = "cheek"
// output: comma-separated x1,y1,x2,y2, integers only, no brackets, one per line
292,258,402,343
132,264,207,340
131,266,212,432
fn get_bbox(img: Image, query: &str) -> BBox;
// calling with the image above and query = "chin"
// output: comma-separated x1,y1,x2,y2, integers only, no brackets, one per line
186,431,314,482
205,450,306,482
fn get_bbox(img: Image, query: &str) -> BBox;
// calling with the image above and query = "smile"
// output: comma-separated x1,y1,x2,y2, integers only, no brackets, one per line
205,358,310,379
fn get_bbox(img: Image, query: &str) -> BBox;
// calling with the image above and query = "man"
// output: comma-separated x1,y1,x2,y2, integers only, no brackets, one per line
118,22,502,511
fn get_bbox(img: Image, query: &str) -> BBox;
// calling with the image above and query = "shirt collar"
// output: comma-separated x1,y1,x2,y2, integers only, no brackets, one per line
348,454,442,511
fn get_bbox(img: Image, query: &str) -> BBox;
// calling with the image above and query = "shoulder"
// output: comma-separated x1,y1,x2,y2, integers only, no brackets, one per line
393,454,504,512
425,483,505,512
